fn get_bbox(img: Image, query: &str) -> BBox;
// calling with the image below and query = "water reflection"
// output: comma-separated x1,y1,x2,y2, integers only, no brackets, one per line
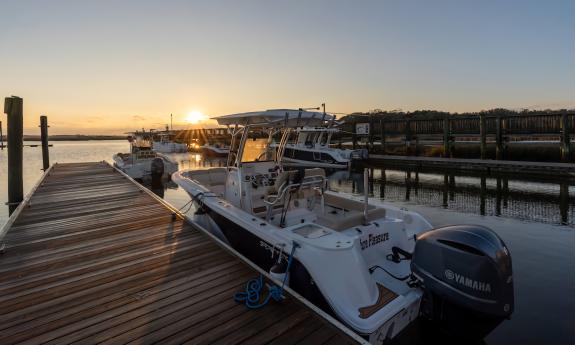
146,152,574,227
329,168,574,226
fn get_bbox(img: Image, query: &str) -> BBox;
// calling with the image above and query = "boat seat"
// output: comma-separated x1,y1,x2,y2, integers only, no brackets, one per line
315,208,387,231
315,193,387,231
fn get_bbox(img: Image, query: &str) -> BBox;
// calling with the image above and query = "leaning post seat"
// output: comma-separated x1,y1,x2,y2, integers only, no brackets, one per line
264,168,327,221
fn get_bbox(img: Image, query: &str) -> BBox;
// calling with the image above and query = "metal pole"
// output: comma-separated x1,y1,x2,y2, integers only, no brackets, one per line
363,168,369,225
40,115,50,171
4,96,24,215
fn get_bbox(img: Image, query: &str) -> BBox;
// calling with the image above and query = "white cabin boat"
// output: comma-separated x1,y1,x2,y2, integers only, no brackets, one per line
152,130,188,153
271,127,367,169
172,109,514,343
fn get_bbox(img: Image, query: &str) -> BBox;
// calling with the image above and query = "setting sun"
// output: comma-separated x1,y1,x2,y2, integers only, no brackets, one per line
186,111,206,124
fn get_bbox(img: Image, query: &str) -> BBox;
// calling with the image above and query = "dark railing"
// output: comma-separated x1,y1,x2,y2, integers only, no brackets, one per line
336,112,574,162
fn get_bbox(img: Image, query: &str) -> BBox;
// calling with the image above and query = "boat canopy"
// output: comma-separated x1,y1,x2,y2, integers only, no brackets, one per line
213,109,334,127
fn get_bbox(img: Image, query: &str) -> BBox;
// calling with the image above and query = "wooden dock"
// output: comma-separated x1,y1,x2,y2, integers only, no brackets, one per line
0,162,363,345
368,154,575,177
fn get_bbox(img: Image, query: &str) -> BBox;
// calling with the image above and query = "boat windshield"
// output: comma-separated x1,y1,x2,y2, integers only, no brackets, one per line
241,138,269,162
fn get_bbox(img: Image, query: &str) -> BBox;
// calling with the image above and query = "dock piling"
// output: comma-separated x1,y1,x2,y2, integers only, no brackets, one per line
560,112,571,162
4,96,24,215
496,115,504,160
443,116,451,158
40,115,50,171
0,120,3,150
480,114,487,159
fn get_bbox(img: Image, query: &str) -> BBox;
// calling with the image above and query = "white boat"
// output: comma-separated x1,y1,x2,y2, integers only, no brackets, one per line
172,109,514,343
271,126,368,169
152,130,188,153
200,143,230,157
114,132,179,180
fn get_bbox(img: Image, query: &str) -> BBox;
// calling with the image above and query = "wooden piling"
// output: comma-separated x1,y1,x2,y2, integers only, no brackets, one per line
0,120,3,150
480,114,487,159
4,96,24,214
368,114,374,152
442,173,449,208
405,119,412,155
560,112,571,162
560,183,569,225
496,177,502,216
443,116,450,158
379,119,386,153
496,116,504,160
40,115,50,171
480,176,487,215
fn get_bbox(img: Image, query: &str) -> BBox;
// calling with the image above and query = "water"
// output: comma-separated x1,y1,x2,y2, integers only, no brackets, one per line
1,141,574,344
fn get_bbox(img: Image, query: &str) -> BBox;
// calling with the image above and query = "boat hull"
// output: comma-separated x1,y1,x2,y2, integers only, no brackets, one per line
194,204,333,311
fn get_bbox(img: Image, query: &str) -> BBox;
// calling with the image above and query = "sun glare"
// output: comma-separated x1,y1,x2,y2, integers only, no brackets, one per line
186,111,206,124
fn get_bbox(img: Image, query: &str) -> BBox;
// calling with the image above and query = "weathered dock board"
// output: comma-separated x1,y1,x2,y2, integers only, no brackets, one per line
368,154,575,177
0,162,362,345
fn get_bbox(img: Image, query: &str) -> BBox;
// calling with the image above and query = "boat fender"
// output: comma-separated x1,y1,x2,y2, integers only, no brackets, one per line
269,261,289,286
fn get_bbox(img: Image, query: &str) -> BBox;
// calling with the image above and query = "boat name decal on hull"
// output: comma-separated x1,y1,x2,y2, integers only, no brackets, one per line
360,232,389,250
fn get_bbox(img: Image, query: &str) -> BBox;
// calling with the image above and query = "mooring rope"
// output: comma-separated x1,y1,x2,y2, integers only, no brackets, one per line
234,242,299,309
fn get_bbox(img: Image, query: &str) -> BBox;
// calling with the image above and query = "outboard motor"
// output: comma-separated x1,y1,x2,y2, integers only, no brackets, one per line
150,157,165,189
411,225,514,339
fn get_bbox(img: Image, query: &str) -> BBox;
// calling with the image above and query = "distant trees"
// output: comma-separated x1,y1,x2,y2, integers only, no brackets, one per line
341,108,574,122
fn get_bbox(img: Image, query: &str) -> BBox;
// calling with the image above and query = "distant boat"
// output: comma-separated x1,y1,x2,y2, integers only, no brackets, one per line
270,127,368,169
115,130,178,179
152,129,188,153
200,143,229,157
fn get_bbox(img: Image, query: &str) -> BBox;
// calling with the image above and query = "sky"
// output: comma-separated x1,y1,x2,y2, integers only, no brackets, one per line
1,0,574,135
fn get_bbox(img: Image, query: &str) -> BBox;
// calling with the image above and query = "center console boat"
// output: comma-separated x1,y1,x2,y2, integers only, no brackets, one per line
172,109,514,343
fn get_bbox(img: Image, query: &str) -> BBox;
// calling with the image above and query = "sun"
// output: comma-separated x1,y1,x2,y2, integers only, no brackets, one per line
186,111,206,124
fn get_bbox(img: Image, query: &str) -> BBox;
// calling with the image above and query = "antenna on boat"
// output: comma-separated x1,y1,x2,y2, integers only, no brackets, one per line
320,103,326,124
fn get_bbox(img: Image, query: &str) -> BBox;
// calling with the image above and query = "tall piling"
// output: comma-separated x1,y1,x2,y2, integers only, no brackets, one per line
40,115,50,171
560,112,571,162
379,119,386,153
443,116,451,158
480,114,487,159
4,96,24,214
496,116,504,160
0,120,4,150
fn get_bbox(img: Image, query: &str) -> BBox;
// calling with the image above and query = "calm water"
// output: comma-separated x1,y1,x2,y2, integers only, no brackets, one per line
1,140,574,344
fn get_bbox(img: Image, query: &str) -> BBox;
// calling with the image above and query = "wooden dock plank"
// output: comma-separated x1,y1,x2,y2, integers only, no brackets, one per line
0,162,361,345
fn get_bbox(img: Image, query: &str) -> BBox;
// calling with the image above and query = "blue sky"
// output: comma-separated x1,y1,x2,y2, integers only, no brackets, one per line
1,0,574,134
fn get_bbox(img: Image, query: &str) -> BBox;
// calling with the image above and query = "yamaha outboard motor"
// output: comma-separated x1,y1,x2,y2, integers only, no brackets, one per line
411,225,514,339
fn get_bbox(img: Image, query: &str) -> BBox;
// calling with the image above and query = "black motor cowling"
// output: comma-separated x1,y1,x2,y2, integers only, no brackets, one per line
411,225,514,339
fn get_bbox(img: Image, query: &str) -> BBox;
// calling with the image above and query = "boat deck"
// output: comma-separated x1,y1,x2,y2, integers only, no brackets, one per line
0,162,362,345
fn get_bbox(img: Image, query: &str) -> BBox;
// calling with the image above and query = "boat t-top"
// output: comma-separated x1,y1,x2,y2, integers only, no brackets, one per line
172,109,514,343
